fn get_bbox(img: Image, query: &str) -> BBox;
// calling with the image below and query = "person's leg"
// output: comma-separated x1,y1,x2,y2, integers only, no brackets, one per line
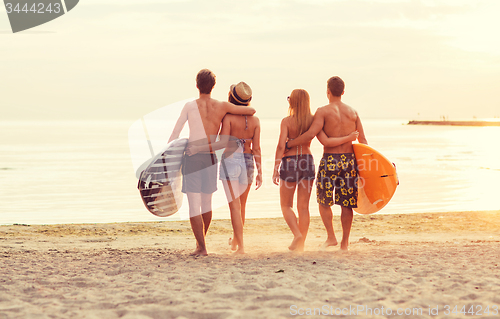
192,153,216,249
231,155,253,250
228,182,251,251
186,192,208,256
223,156,248,251
319,203,338,248
239,183,252,227
340,206,353,250
222,180,244,254
338,153,356,251
316,156,338,249
200,193,213,236
295,178,314,251
280,180,302,250
239,154,254,228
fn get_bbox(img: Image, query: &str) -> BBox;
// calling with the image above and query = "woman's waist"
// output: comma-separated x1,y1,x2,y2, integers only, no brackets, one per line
222,152,254,160
280,154,314,169
283,145,312,156
282,153,313,161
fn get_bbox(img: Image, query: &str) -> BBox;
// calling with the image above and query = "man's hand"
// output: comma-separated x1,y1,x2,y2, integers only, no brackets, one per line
349,130,359,142
283,139,293,156
185,145,199,156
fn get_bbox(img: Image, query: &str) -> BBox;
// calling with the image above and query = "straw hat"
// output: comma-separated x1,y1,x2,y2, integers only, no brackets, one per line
230,82,252,104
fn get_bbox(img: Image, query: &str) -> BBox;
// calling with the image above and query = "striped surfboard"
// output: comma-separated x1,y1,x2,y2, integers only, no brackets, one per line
137,138,188,217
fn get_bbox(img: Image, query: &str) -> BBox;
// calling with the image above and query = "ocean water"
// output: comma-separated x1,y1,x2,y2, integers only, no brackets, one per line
0,119,499,225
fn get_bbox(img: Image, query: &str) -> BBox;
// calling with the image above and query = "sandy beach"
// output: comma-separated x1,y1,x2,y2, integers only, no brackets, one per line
1,211,499,319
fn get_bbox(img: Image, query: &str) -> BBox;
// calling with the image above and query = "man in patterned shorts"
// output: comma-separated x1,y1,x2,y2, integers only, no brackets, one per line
286,76,368,250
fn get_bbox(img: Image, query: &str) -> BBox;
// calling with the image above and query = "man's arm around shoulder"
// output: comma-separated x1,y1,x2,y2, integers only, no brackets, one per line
221,101,256,116
286,108,325,148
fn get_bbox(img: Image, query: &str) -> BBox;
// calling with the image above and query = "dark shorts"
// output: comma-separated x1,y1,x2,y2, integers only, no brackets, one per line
279,154,315,183
317,153,358,208
181,153,218,194
219,153,254,185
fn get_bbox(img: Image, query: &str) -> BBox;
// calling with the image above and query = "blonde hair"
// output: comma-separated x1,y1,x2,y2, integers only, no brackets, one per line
288,89,313,136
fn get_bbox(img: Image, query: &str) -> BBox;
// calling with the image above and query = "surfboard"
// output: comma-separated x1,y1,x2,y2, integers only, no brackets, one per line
353,144,398,215
137,138,188,217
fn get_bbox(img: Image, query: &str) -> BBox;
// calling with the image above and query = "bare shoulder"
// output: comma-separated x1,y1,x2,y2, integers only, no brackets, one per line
281,116,292,127
314,105,329,118
211,99,233,117
342,102,359,118
248,115,260,125
216,100,232,110
201,97,221,109
185,100,198,110
343,102,356,111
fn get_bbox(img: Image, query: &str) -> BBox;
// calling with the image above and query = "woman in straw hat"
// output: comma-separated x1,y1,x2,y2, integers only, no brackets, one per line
217,81,262,254
272,89,358,251
184,82,260,254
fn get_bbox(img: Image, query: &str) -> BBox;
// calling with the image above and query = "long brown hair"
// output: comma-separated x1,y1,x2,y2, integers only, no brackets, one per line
288,89,313,135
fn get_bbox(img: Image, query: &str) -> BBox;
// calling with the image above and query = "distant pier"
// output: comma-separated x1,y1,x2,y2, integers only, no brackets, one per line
408,120,500,127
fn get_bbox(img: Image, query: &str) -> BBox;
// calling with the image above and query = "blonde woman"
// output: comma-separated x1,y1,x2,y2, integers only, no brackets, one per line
272,89,358,251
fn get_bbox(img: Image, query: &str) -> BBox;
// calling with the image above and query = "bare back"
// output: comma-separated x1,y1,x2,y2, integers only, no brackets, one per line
284,115,313,156
222,114,259,154
319,101,359,153
169,95,256,146
187,98,228,143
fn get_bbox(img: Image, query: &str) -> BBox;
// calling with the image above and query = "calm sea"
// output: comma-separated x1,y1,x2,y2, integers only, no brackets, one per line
1,119,499,225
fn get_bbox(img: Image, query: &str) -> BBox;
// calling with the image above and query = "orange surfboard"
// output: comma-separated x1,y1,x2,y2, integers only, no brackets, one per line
353,144,398,214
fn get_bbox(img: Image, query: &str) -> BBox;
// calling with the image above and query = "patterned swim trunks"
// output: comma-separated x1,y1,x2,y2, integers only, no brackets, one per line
316,153,358,208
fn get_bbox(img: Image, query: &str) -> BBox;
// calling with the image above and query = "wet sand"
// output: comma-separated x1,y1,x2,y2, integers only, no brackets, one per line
1,211,499,318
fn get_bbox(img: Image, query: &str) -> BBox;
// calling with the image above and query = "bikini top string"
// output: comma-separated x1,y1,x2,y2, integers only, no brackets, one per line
238,116,249,151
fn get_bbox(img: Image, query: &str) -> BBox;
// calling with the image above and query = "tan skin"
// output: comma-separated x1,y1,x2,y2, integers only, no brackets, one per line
169,90,256,256
273,109,358,252
219,112,262,254
286,89,367,251
185,96,261,254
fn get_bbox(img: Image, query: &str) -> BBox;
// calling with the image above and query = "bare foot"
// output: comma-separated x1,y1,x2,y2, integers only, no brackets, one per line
296,240,305,252
340,240,348,251
233,248,245,255
320,238,338,250
288,235,303,251
228,238,237,251
190,247,208,256
291,241,305,252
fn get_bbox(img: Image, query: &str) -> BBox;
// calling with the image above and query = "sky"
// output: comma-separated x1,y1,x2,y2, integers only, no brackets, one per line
1,0,499,121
